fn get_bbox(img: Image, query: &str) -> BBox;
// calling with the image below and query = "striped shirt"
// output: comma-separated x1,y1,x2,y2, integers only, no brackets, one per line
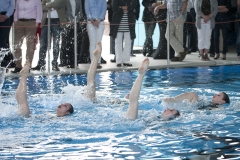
118,13,129,32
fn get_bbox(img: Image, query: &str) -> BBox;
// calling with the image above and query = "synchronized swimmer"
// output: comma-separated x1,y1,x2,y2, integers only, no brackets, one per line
15,42,230,120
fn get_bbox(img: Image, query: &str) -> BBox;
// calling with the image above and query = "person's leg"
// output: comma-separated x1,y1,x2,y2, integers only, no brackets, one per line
125,58,149,120
236,27,240,59
122,32,131,65
214,24,220,59
115,32,123,66
221,24,228,59
16,61,30,117
84,42,102,100
51,19,61,68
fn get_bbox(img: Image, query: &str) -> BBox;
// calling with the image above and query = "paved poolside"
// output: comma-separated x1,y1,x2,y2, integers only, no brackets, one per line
4,34,240,78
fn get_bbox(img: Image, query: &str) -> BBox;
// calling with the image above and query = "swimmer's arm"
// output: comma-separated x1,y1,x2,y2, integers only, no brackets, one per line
16,77,30,118
162,92,198,104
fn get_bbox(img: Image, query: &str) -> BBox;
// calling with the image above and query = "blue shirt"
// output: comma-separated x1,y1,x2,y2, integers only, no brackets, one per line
85,0,107,21
0,0,15,18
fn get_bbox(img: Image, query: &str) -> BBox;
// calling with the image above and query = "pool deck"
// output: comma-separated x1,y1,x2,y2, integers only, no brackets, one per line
5,35,240,78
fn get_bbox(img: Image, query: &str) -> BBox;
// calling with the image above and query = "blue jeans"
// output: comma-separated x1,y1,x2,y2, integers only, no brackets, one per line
0,18,11,49
214,23,228,55
38,18,61,67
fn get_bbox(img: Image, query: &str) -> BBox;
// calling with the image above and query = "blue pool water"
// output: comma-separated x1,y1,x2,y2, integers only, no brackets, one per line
1,65,240,159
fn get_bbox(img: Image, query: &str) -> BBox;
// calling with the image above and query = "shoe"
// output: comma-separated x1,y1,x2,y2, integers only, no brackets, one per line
146,53,153,57
97,65,102,69
58,63,67,67
52,66,60,71
131,53,136,57
116,64,121,67
222,54,226,60
32,65,45,71
110,59,116,63
142,52,147,56
199,54,206,61
67,65,75,68
214,54,219,60
123,63,132,67
11,67,22,73
209,53,215,57
171,57,181,62
101,57,107,64
204,53,210,61
179,50,188,61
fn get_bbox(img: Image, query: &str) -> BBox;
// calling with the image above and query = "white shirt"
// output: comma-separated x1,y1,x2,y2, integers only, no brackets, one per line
47,0,58,18
69,0,76,17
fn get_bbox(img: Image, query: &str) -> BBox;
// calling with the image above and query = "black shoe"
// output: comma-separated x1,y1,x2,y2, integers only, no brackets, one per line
209,53,215,57
67,65,75,68
97,65,102,69
11,67,22,73
116,64,121,67
110,59,116,63
58,63,67,67
32,65,45,71
131,53,136,57
146,53,152,57
52,66,60,71
171,57,181,62
101,57,107,64
123,63,132,66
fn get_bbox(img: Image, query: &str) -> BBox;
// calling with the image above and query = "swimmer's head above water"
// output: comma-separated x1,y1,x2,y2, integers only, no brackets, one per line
212,92,230,105
56,103,74,117
161,108,180,120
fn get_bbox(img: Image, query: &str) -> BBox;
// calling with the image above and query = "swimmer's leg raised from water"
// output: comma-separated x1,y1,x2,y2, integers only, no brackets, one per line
16,61,30,117
84,42,102,100
125,58,149,120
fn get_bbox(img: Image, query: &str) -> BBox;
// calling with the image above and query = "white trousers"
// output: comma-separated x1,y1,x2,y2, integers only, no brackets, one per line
87,21,105,63
115,32,131,64
197,19,212,50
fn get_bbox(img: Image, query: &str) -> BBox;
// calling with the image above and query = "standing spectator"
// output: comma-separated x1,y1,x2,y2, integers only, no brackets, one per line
78,0,91,64
154,0,188,62
194,0,218,61
85,0,107,69
214,0,231,60
130,0,140,57
58,0,84,68
110,0,137,67
236,0,240,60
152,7,175,59
12,0,42,73
0,0,15,65
32,0,67,72
142,0,156,57
183,0,198,54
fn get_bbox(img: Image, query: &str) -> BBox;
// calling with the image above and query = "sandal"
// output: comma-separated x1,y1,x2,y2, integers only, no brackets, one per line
204,54,210,61
199,54,206,61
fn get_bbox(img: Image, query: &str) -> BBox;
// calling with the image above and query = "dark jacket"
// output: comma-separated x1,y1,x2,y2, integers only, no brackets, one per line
142,0,156,22
109,0,137,40
107,0,113,23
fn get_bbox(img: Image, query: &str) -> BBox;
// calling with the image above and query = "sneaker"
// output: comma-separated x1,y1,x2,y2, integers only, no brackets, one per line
11,67,22,73
52,66,60,71
123,63,132,66
131,53,136,57
171,57,181,62
32,65,45,71
179,50,188,61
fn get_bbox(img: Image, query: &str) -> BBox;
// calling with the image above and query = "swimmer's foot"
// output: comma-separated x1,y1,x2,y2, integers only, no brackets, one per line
93,42,102,60
138,58,149,75
20,61,30,77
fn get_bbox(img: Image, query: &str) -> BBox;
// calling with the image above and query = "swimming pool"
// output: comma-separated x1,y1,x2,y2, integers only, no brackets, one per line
1,65,240,159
